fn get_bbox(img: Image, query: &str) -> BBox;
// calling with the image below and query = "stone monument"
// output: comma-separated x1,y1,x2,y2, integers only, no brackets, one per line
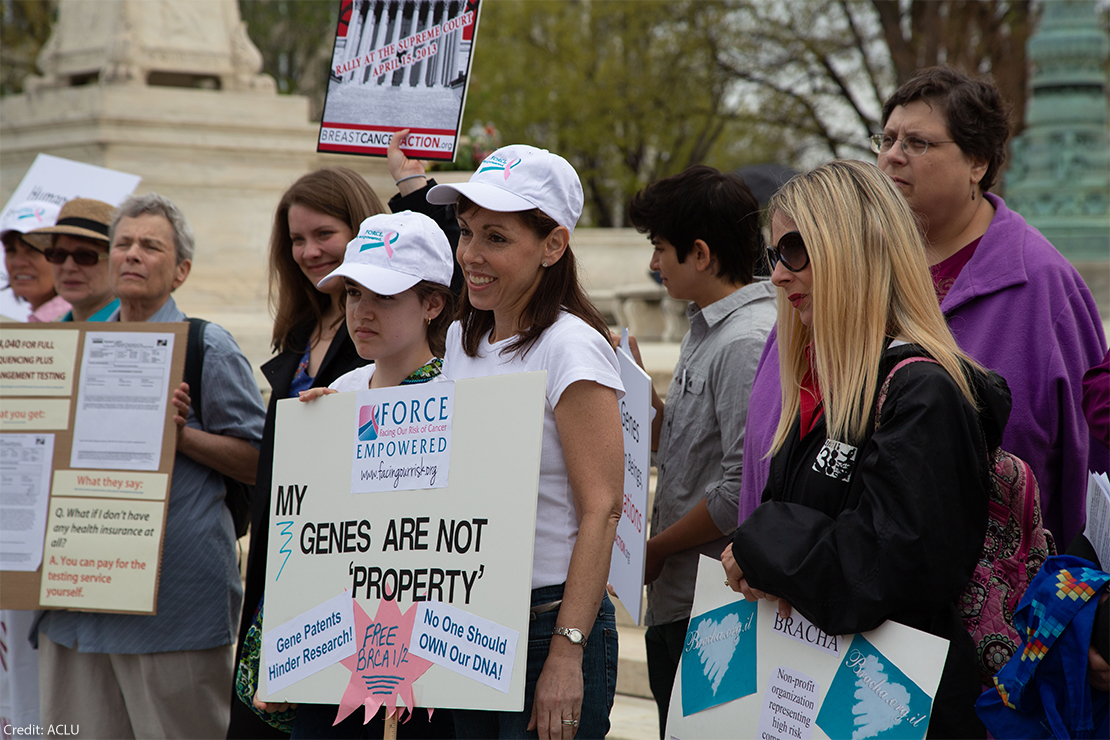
1005,0,1109,313
0,0,398,375
0,0,670,382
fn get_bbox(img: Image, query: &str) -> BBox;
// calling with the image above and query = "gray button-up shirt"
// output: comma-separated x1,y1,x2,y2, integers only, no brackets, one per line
646,280,777,626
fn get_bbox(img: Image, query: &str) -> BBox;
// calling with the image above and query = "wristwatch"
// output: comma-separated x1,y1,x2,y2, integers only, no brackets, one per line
553,627,587,647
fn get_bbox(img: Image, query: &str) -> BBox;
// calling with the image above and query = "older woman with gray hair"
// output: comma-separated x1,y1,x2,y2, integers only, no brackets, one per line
37,193,267,739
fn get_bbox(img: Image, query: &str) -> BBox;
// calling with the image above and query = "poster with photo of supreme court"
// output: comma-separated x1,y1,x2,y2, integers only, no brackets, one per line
318,0,482,160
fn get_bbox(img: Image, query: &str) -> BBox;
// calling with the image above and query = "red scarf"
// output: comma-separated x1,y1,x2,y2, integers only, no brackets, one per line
799,344,824,438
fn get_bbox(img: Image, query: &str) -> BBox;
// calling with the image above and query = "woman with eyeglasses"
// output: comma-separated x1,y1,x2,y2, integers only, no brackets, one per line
873,65,1105,547
1,201,69,322
738,66,1106,556
25,198,120,322
724,160,1010,738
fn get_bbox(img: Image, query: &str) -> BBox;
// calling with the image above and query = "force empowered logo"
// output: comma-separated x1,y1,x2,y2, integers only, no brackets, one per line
12,205,48,225
358,404,383,441
357,228,400,258
351,383,455,493
477,155,522,180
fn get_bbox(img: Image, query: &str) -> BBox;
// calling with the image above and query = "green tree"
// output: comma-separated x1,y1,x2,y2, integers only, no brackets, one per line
1,0,57,95
239,0,340,119
719,0,1035,162
461,0,793,227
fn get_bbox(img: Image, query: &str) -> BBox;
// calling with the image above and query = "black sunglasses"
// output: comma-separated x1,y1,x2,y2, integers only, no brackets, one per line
43,246,107,266
767,231,809,272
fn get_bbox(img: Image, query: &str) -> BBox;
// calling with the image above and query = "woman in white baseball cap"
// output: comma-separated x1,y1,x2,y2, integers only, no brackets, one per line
252,211,456,740
428,145,624,740
1,200,70,322
302,209,456,395
237,175,457,738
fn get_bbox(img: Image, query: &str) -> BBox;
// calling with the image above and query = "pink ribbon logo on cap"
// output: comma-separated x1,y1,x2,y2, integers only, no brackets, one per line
358,229,400,258
14,207,46,224
477,156,522,180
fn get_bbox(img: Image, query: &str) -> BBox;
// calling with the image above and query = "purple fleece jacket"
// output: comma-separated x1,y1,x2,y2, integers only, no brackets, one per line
738,193,1107,546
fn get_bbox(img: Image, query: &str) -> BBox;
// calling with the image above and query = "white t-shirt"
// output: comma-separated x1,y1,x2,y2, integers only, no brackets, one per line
328,362,448,392
443,312,624,589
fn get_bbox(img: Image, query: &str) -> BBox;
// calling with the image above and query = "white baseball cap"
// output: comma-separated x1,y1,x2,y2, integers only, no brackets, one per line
427,144,584,233
317,210,453,295
1,200,62,243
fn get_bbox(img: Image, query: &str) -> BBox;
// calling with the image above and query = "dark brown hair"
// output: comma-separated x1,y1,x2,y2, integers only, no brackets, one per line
628,164,762,284
455,196,609,358
411,280,456,358
881,65,1012,192
269,167,385,352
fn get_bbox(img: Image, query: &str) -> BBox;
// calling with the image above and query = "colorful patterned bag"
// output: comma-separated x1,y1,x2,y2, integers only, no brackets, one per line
875,357,1056,684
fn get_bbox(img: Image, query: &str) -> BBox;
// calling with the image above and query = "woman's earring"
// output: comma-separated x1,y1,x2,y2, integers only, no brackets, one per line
425,316,432,325
541,261,549,268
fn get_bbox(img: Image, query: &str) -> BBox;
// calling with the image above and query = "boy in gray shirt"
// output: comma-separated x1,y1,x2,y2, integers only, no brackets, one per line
628,166,777,737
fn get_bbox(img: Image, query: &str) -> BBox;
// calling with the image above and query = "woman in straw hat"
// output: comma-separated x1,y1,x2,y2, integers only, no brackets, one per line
26,198,119,322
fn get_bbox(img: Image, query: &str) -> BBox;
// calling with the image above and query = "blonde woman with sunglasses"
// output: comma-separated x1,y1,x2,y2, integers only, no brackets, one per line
723,160,1010,738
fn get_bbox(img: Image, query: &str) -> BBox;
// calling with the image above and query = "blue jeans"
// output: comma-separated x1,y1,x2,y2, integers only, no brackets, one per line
453,584,618,739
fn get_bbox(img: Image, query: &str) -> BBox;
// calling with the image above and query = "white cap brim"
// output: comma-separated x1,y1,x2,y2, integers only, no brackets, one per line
317,263,421,295
427,181,538,214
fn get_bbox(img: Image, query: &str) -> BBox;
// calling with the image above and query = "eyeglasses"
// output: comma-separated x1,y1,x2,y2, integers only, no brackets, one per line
767,231,809,272
869,134,954,157
43,246,108,266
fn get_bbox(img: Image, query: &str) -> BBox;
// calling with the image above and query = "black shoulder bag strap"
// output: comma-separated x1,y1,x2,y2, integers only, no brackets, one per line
183,317,252,538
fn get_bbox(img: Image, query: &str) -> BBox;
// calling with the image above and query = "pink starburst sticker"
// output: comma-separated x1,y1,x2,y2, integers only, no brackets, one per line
334,597,434,725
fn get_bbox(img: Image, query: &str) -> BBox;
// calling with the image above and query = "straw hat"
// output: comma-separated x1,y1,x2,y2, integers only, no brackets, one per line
25,198,115,245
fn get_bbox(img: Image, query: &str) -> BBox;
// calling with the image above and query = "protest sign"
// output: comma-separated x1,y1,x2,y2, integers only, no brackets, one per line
609,329,650,623
261,371,545,714
411,600,519,693
665,556,949,740
318,0,482,160
264,591,357,694
0,154,140,322
1086,471,1110,567
0,322,186,613
350,382,454,493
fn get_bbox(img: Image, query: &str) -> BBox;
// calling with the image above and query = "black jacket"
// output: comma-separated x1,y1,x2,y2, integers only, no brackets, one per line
732,342,1012,738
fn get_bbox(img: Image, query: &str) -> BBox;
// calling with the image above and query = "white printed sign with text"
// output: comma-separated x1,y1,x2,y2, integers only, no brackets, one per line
263,372,545,713
666,556,949,740
351,382,454,493
609,331,650,624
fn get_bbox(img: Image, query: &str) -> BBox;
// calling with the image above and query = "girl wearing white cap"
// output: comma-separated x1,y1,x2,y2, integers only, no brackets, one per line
427,146,624,739
249,210,456,739
305,209,456,395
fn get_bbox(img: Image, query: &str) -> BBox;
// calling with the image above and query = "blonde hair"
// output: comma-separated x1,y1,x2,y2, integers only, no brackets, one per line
768,160,980,453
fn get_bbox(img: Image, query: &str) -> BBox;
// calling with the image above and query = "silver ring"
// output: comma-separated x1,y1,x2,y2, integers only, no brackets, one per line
562,719,579,727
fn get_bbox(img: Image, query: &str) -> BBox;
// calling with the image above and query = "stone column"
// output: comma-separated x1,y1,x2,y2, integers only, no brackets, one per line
423,1,446,89
1005,0,1109,261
